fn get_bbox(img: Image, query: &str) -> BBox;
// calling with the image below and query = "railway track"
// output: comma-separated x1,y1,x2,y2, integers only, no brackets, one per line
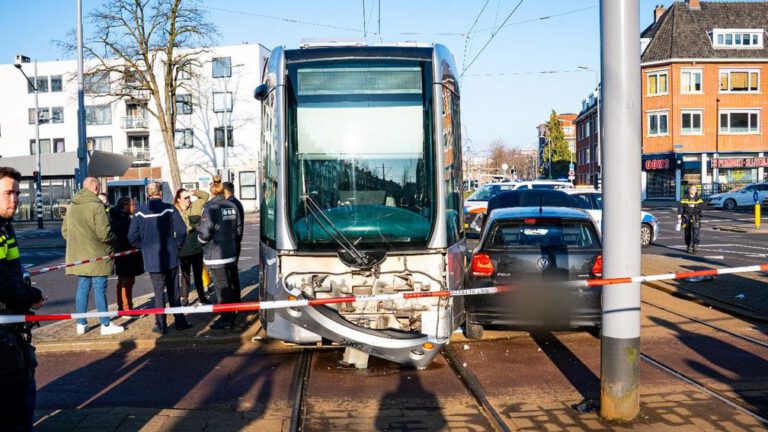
288,350,313,432
641,300,768,426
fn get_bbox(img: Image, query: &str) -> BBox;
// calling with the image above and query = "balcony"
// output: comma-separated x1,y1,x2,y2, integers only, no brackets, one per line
123,148,151,166
122,115,149,130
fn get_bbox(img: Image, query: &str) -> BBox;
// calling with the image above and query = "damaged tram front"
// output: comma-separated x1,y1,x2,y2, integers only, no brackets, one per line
256,43,465,368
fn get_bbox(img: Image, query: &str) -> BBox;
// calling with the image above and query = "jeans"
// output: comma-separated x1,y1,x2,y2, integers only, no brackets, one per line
76,276,110,326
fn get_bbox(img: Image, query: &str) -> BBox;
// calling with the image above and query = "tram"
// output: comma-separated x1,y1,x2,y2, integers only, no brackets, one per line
254,42,465,368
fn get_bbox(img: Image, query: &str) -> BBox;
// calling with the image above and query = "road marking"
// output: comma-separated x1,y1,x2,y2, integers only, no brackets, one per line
703,256,725,259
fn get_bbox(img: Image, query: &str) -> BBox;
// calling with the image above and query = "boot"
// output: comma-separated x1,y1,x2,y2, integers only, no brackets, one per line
686,245,691,254
692,245,698,255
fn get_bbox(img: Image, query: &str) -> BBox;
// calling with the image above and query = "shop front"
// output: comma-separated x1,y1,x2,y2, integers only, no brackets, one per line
643,153,676,199
711,155,766,186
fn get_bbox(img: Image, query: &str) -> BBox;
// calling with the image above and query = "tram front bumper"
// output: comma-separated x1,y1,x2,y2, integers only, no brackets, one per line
273,301,451,369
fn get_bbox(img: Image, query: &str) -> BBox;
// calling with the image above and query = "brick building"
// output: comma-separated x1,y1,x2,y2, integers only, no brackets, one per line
641,0,768,199
574,91,600,187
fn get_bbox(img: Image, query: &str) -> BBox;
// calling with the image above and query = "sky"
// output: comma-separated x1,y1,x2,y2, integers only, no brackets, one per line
0,0,708,156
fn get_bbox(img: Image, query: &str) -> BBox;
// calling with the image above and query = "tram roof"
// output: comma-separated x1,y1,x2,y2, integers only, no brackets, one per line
285,44,435,62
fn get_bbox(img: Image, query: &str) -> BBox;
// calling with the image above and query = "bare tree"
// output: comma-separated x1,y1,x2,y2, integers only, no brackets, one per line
76,0,217,192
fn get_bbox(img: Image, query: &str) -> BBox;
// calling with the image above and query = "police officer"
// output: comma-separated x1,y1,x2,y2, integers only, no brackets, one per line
0,167,47,431
678,185,704,254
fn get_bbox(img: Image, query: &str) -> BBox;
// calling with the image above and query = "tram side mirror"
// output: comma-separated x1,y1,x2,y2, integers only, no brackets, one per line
254,84,269,101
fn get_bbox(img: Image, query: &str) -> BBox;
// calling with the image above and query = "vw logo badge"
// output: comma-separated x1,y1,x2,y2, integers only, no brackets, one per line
537,257,551,270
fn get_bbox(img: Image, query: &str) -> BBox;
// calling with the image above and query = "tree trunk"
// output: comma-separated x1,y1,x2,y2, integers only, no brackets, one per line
161,128,182,193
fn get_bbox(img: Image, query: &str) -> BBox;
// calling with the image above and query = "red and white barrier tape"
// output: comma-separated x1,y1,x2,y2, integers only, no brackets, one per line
27,249,139,276
2,261,767,325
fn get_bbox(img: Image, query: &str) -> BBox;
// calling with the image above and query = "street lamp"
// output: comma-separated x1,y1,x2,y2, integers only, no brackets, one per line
14,54,43,229
579,65,601,188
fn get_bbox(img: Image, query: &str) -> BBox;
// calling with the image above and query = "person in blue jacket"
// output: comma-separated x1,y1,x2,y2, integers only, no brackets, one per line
128,182,191,334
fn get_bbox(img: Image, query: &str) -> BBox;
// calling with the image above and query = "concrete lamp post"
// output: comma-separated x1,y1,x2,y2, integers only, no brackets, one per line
14,54,44,229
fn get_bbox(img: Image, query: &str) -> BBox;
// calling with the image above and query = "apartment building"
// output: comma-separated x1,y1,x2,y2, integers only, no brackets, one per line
0,43,270,219
574,90,600,187
641,0,768,199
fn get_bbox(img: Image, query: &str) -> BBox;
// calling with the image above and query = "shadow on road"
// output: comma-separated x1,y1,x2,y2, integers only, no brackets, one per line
374,373,448,431
530,331,600,401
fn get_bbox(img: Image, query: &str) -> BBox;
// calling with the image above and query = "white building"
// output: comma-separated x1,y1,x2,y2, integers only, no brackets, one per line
0,43,270,219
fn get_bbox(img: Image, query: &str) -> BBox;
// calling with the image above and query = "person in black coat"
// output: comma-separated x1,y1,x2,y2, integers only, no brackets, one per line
110,197,144,311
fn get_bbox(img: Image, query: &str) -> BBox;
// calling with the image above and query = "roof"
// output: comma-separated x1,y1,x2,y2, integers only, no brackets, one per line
641,2,768,63
488,207,592,223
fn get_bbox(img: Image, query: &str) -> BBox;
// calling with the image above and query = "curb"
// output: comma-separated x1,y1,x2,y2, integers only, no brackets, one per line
643,279,768,322
712,225,758,233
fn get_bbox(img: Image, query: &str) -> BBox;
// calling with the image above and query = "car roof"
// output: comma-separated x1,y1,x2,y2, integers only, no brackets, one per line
487,206,592,223
562,188,599,194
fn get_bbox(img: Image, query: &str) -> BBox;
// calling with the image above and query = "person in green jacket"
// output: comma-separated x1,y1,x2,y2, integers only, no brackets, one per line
62,177,124,336
175,188,211,305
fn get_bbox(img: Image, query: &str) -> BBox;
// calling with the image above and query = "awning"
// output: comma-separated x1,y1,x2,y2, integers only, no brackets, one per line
2,151,133,178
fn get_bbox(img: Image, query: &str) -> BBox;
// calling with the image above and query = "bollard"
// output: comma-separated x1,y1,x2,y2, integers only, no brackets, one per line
756,204,761,230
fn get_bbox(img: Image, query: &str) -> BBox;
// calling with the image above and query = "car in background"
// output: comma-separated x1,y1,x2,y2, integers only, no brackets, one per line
464,207,603,339
563,189,659,247
708,183,768,210
464,180,574,236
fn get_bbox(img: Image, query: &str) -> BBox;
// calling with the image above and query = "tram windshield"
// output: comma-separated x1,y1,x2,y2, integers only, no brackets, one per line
286,59,434,249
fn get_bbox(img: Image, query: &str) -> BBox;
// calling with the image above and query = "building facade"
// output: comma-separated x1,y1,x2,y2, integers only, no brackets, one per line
0,43,270,219
536,113,577,178
574,91,600,187
641,0,768,199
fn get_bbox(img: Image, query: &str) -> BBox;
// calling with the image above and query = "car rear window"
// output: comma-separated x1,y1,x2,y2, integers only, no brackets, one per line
486,218,600,250
571,194,594,209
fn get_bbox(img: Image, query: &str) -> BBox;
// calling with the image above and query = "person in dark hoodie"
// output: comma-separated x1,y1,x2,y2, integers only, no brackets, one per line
110,197,144,312
199,176,241,330
128,182,191,334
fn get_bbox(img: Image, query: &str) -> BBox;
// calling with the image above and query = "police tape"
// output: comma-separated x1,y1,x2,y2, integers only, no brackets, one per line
27,249,140,276
2,261,767,325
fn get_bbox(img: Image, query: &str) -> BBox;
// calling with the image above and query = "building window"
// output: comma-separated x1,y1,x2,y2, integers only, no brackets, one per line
647,70,668,95
214,126,233,147
720,110,759,134
176,94,193,115
52,138,65,153
648,111,669,136
681,110,703,134
86,136,113,152
712,29,763,49
84,72,111,94
51,75,63,92
681,69,702,93
181,182,199,190
85,105,112,125
178,65,191,80
29,139,51,155
585,122,590,137
212,92,233,112
28,108,52,125
174,129,194,149
212,57,232,78
27,76,49,93
239,171,257,199
51,107,64,124
720,69,759,92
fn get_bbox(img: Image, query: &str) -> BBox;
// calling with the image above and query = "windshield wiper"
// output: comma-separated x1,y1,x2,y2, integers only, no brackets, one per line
301,193,371,268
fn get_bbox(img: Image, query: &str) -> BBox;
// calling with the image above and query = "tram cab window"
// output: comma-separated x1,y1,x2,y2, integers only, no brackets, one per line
286,59,435,248
442,85,462,245
260,90,277,243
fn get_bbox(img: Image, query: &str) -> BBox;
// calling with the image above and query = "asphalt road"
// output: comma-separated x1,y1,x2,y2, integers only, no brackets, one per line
16,219,260,323
643,204,768,267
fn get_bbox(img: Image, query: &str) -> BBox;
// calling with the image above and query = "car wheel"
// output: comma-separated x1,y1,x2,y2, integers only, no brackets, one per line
640,224,652,248
463,322,484,340
724,198,737,210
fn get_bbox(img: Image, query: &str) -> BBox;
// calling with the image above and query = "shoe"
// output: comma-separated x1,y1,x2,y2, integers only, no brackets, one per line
686,246,691,254
209,320,233,330
152,325,167,335
180,297,189,306
692,246,698,255
100,323,125,336
175,321,192,331
76,324,87,335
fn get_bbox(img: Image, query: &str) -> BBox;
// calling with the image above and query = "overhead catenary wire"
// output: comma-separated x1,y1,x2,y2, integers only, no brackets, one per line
460,0,526,78
467,68,595,77
460,0,492,80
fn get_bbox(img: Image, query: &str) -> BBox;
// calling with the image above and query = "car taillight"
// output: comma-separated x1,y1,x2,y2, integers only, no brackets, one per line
591,255,603,278
472,253,494,277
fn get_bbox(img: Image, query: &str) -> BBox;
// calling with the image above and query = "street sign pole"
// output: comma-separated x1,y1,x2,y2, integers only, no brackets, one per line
599,0,642,421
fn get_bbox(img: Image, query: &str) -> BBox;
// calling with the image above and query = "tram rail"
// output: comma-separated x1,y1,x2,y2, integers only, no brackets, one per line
289,350,313,432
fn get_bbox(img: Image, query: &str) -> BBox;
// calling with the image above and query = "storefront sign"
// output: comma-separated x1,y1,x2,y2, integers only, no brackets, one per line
712,158,768,169
643,155,675,171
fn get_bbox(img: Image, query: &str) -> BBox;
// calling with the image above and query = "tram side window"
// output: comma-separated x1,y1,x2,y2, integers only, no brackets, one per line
261,91,277,242
442,86,463,244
